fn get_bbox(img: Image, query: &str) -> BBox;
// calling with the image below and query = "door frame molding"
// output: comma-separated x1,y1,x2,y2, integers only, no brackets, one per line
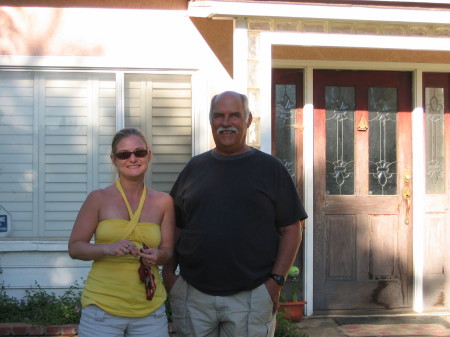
255,31,450,315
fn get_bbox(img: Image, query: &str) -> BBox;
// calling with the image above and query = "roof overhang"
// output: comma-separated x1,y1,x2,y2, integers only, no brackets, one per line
188,0,450,24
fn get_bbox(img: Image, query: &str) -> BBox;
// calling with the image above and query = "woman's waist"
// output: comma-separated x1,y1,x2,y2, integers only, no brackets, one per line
91,258,159,274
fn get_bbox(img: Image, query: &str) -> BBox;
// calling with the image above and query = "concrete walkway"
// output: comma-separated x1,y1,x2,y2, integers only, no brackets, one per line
296,313,450,337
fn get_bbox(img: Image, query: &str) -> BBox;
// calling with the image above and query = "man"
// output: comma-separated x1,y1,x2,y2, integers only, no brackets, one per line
162,91,307,337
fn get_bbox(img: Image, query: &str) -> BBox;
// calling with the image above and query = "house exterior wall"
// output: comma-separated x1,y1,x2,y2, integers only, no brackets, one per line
2,0,450,313
0,5,233,298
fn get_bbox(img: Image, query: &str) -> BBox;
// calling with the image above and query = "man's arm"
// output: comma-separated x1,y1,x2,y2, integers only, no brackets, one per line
265,220,303,313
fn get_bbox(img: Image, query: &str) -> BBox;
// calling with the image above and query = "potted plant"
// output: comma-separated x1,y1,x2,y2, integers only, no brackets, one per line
278,266,307,322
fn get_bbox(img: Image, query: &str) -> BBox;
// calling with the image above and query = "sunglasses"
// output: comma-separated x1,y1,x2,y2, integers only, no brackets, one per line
114,149,149,160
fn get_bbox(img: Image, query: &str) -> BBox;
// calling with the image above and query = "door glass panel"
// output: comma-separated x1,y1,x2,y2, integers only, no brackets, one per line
325,86,355,195
368,87,397,195
425,87,445,194
275,84,297,181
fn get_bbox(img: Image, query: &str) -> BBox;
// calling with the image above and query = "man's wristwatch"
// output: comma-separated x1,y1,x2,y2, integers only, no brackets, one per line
269,273,285,286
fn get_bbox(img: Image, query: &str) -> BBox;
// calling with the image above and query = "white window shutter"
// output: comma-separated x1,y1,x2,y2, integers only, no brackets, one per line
0,71,35,237
39,73,116,237
0,71,191,239
125,74,192,193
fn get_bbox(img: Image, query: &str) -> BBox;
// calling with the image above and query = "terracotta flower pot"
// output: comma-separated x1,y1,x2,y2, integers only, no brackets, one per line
278,301,307,322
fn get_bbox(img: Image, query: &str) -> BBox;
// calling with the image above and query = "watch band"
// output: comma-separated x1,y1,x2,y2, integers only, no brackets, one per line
269,273,285,286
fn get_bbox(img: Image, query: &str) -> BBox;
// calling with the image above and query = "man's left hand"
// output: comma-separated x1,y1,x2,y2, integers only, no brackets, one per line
265,278,282,314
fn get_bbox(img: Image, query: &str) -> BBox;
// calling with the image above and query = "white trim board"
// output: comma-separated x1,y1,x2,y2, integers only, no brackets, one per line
188,1,450,25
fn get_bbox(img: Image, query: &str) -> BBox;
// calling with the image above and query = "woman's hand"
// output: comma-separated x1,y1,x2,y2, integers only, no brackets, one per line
139,246,163,266
108,240,139,258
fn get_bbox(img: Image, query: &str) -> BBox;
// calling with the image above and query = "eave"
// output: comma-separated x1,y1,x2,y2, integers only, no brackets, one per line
188,0,450,25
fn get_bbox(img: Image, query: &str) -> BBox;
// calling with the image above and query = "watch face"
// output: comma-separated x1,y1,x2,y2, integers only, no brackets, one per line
270,273,285,285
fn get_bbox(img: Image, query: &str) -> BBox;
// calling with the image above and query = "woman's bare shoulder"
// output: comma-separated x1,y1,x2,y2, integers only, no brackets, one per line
86,184,116,203
147,188,173,204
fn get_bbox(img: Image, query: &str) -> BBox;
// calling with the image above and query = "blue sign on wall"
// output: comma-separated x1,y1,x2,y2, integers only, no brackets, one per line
0,206,11,237
0,214,7,232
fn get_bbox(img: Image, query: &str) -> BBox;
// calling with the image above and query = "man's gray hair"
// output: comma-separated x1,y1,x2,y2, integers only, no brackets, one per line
209,91,251,124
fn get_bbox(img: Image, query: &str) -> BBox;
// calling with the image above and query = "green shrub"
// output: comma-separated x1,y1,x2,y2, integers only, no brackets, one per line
275,313,309,337
0,283,22,322
0,281,82,325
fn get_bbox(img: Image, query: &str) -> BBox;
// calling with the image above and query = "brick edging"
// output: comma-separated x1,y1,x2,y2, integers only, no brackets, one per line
0,323,78,336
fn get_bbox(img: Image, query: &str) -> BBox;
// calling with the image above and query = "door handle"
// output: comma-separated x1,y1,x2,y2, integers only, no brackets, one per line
403,170,411,225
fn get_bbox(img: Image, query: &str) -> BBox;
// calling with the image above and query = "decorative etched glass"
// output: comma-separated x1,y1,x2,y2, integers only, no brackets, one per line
425,87,445,194
368,88,397,195
325,86,355,195
275,84,297,182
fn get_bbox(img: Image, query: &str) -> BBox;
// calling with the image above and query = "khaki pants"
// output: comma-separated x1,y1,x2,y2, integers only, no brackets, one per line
169,277,276,337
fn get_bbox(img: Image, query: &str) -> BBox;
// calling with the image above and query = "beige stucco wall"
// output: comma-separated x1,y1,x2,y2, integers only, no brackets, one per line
0,7,206,62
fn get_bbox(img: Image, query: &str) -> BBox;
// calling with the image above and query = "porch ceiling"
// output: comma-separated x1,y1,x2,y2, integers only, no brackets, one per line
190,17,234,78
273,46,450,65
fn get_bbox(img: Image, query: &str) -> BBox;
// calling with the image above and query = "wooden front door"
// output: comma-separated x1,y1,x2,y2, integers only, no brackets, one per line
422,73,450,310
313,70,413,310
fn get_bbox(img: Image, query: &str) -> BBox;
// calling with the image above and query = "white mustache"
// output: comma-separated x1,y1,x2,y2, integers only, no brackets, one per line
217,126,239,135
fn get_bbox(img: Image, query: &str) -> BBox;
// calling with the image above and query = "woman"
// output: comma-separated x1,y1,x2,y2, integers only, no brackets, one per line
68,128,174,337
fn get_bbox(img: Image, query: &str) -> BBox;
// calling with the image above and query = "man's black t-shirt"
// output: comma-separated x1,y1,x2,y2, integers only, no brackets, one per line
170,148,308,296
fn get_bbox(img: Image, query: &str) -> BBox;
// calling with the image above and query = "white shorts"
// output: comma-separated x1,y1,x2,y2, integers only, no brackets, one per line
78,304,169,337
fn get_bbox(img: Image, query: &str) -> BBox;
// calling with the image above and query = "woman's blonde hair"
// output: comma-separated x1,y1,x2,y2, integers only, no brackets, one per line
111,127,149,155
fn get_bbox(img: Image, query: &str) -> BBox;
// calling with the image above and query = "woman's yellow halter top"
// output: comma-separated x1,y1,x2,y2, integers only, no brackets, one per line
81,179,166,317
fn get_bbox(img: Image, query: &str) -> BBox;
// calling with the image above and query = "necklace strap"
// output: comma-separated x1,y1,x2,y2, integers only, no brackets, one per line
115,179,146,241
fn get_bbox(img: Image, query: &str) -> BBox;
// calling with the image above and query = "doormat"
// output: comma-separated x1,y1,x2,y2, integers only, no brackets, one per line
335,317,450,337
335,316,450,327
